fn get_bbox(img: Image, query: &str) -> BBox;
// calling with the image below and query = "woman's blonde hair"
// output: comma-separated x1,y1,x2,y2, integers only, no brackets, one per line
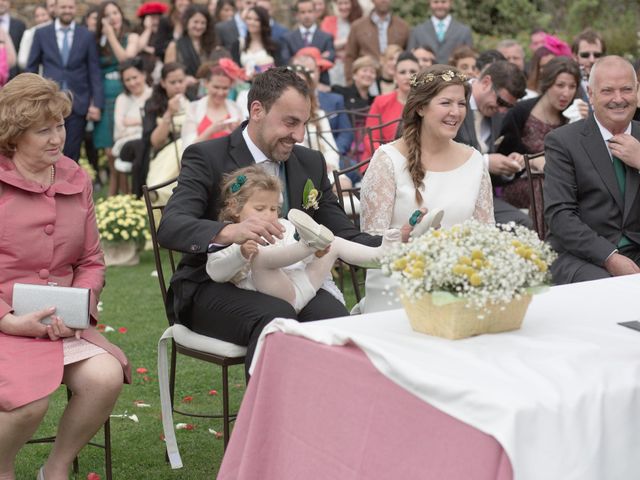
401,64,471,204
0,73,72,157
219,165,282,221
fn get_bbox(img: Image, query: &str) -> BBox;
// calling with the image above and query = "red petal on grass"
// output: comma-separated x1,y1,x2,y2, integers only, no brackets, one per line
136,367,148,374
214,431,223,439
96,324,106,332
143,375,151,382
118,327,128,333
208,389,218,396
87,473,101,480
160,434,165,441
182,395,193,403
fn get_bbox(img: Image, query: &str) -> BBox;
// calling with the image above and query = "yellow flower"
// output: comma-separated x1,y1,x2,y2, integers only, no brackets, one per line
469,273,483,286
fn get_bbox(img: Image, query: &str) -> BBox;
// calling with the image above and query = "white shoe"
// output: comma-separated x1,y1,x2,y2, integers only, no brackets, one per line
287,209,334,250
410,208,444,239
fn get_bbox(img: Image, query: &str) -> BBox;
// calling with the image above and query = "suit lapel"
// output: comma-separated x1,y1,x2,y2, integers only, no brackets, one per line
461,111,479,150
623,121,640,220
228,124,256,170
581,115,624,210
284,150,305,210
43,25,64,66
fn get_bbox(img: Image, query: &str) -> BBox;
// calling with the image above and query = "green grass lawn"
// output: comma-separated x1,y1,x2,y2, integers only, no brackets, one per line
15,250,357,479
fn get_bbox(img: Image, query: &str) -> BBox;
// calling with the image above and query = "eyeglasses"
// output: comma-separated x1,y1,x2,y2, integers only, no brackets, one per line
286,64,312,77
578,51,603,59
492,86,515,109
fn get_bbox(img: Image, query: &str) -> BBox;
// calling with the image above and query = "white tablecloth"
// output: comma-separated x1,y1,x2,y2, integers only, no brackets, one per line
253,275,640,480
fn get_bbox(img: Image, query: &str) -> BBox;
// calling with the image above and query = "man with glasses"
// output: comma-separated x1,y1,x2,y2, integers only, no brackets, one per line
565,29,606,123
454,60,531,226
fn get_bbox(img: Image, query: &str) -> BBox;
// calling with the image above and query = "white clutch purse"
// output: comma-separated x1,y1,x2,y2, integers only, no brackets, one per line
12,283,91,329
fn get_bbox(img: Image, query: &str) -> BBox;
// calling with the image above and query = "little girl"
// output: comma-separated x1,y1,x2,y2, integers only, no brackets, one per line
206,165,399,313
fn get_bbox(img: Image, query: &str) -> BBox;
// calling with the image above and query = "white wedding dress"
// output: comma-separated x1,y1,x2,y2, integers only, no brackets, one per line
360,141,494,313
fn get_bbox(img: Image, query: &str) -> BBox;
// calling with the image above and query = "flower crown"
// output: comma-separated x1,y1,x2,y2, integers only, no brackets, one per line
410,70,467,88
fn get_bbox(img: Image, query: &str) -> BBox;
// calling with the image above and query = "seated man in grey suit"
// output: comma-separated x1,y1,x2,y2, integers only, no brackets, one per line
544,55,640,284
157,67,380,373
453,60,530,227
407,0,473,65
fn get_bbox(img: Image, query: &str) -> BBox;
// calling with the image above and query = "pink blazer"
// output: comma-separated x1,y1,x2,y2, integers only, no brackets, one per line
363,91,404,164
0,155,131,411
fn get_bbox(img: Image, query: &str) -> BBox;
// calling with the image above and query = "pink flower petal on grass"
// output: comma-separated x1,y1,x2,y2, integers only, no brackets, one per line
208,428,223,439
208,389,218,396
182,395,193,403
118,327,128,333
87,473,101,480
176,423,195,430
136,367,148,374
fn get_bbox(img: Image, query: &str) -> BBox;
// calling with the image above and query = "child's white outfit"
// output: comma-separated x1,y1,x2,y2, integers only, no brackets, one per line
206,219,343,312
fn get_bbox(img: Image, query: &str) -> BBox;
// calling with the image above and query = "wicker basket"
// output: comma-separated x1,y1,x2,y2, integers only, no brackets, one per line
400,293,532,340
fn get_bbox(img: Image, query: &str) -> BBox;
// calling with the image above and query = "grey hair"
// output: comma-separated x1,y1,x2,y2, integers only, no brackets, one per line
496,39,524,55
588,55,638,90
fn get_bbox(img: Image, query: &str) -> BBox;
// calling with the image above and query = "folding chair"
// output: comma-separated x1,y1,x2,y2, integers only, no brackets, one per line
523,152,546,240
332,159,372,303
27,387,112,480
142,178,247,470
365,117,403,156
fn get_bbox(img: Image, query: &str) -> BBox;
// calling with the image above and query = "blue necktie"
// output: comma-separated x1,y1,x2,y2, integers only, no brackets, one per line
436,21,446,42
303,30,312,46
60,27,71,66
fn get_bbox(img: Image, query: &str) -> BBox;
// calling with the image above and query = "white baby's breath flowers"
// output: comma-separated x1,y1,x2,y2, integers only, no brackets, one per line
95,195,151,246
380,220,557,311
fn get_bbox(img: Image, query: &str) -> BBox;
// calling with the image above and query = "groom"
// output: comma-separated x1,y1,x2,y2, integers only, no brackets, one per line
157,67,379,371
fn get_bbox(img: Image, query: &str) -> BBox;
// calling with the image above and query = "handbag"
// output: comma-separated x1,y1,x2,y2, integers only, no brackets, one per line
12,283,91,329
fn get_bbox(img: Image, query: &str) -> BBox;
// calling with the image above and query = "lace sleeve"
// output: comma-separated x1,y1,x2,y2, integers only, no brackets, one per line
360,148,396,234
473,167,495,224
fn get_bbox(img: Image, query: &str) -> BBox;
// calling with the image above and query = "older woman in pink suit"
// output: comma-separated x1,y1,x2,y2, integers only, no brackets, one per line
0,74,130,480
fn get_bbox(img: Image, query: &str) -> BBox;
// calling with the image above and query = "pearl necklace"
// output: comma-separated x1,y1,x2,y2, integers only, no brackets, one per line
50,165,55,185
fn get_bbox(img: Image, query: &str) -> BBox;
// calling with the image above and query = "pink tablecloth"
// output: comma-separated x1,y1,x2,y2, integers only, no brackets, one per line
218,332,513,480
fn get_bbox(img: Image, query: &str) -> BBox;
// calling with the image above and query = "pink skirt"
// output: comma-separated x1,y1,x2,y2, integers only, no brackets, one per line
63,337,108,365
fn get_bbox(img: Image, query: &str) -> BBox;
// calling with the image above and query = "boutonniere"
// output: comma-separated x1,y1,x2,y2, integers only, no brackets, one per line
302,179,321,210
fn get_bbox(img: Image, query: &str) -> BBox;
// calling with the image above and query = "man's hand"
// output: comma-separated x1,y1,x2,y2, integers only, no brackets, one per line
240,240,259,260
488,153,523,176
609,134,640,169
214,216,285,246
575,99,589,119
87,105,101,122
604,252,640,276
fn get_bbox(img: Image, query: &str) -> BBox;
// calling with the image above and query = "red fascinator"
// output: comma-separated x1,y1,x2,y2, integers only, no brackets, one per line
295,47,334,72
217,58,248,82
136,2,169,18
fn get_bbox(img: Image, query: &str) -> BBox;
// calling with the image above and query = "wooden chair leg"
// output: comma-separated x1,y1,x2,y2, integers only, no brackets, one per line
104,418,112,480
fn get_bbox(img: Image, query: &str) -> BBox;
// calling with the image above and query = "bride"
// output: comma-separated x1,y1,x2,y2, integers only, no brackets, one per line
360,65,494,313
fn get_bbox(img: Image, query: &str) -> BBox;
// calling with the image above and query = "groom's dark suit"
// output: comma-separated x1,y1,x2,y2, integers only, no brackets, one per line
544,115,640,284
157,123,378,369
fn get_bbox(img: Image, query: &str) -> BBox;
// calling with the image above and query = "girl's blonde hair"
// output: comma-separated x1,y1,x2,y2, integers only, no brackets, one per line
219,165,282,221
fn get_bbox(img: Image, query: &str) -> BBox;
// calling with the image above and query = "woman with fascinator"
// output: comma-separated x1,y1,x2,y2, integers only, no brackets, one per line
359,64,495,313
181,59,246,150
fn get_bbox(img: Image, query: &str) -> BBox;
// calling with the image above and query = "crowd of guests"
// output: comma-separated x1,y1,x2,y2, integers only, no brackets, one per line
1,0,640,477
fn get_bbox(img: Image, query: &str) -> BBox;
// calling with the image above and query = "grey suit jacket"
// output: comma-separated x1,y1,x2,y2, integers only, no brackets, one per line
215,19,240,50
407,18,472,65
543,115,640,283
454,109,503,155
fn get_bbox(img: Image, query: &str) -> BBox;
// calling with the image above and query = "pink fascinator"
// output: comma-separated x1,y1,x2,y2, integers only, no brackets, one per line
543,35,572,57
217,58,248,82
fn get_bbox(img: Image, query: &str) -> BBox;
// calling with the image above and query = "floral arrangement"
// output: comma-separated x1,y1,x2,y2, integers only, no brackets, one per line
381,220,557,312
95,195,151,245
79,158,97,182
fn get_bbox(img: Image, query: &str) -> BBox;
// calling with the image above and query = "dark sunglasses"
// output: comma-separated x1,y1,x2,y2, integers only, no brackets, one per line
492,86,515,109
578,51,603,59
